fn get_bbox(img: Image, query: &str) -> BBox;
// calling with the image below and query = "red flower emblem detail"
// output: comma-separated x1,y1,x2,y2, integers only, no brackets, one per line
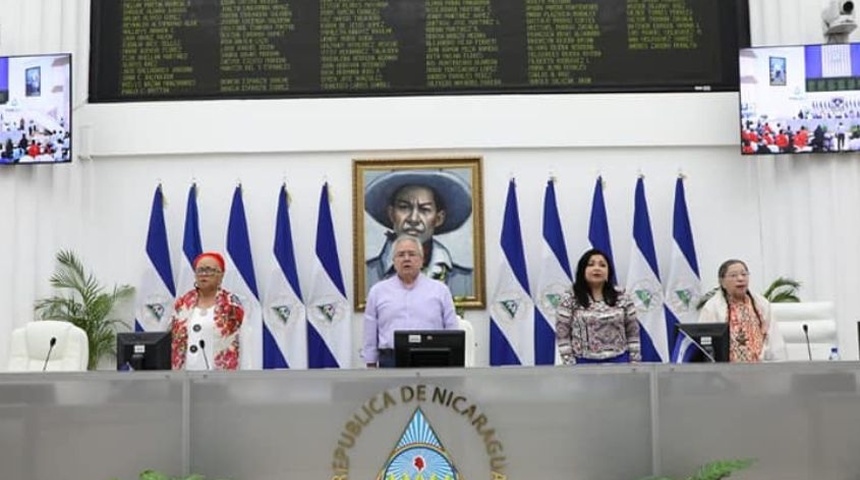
413,456,425,471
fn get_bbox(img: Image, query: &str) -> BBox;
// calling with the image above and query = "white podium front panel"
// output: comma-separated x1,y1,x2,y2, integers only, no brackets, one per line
188,366,653,480
0,372,184,480
0,364,859,480
657,362,860,480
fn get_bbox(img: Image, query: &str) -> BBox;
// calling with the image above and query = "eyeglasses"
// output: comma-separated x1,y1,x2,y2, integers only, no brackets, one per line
724,272,749,279
195,267,222,276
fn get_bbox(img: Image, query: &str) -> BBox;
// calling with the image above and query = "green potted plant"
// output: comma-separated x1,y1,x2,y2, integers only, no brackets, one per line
640,458,755,480
760,276,801,303
33,250,134,370
113,469,228,480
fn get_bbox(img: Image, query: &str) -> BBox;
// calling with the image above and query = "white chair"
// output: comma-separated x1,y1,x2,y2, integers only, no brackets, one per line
7,320,89,371
770,302,838,361
457,317,477,367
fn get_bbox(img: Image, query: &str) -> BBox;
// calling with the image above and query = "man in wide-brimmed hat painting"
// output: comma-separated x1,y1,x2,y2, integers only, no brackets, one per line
364,169,473,298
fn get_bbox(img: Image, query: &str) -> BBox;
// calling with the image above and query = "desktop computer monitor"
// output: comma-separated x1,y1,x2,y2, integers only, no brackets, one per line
674,322,731,363
394,330,465,368
116,331,172,370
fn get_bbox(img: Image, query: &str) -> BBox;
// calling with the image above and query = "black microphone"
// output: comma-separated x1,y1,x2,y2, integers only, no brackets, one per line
199,340,211,370
676,328,716,363
802,324,812,361
43,337,57,371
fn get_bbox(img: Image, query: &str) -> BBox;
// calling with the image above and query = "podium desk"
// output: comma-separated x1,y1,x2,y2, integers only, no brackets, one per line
0,363,858,480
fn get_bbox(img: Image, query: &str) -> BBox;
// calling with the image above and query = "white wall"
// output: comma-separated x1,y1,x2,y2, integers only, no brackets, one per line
1,0,858,368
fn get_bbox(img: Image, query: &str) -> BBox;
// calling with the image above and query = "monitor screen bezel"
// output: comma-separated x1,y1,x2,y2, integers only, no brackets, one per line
674,322,731,363
394,330,465,368
0,52,73,166
116,331,172,371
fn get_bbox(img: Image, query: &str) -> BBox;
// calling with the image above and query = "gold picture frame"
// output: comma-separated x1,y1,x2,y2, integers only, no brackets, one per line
353,157,485,310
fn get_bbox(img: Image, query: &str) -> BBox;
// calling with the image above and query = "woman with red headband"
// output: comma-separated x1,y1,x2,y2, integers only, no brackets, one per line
169,252,244,370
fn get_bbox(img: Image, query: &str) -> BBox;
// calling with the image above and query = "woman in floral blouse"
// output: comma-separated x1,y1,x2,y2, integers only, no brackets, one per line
556,248,641,365
698,259,786,362
171,252,244,370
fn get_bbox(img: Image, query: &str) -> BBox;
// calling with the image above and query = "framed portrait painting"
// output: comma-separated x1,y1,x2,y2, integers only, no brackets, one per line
353,157,485,310
25,66,41,97
769,56,786,86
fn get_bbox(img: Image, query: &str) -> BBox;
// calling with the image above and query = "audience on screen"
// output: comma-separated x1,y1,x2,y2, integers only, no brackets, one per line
0,113,69,163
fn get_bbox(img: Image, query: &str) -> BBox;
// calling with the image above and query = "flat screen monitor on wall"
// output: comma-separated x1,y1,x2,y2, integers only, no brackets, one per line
394,330,465,368
0,53,72,165
739,43,860,155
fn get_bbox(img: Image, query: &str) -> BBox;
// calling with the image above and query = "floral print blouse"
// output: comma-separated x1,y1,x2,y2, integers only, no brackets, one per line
727,297,765,363
556,290,641,364
171,288,244,370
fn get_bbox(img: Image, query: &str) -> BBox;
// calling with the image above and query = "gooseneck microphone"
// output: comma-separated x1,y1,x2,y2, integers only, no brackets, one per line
199,340,211,370
43,337,57,371
802,324,812,361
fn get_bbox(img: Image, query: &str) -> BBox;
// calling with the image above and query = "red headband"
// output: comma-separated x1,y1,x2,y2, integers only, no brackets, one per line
193,252,225,271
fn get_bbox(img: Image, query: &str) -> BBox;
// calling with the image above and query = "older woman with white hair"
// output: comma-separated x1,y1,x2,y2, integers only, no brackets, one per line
698,259,787,362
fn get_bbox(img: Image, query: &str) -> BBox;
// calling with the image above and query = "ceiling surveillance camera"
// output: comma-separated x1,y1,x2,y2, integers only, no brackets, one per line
823,0,857,42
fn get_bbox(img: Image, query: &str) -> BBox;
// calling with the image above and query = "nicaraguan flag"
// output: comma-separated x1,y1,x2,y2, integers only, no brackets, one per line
262,185,307,369
134,184,176,332
625,177,670,362
176,183,203,299
490,179,536,366
666,177,702,363
588,176,617,284
225,184,263,370
534,178,572,365
307,183,351,368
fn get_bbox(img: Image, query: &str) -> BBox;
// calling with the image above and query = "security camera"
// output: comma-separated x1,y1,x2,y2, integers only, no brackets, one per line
823,0,857,43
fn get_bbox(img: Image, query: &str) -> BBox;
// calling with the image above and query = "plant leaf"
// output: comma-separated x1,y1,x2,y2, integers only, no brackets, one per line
762,276,801,303
139,469,169,480
34,250,135,369
689,458,755,480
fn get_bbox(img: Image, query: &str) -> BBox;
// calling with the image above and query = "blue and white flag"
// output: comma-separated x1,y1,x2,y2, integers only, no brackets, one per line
490,179,535,366
176,183,203,298
262,185,307,369
134,184,176,332
666,177,702,363
307,183,351,369
534,178,572,365
588,176,617,284
225,184,263,370
625,177,670,362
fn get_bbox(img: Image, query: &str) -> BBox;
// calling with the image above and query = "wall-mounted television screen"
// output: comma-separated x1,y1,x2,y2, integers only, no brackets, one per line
739,43,860,155
0,53,72,165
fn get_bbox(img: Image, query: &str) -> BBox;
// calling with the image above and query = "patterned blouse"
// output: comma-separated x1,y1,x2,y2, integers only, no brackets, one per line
727,297,765,363
556,290,641,364
170,288,244,370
